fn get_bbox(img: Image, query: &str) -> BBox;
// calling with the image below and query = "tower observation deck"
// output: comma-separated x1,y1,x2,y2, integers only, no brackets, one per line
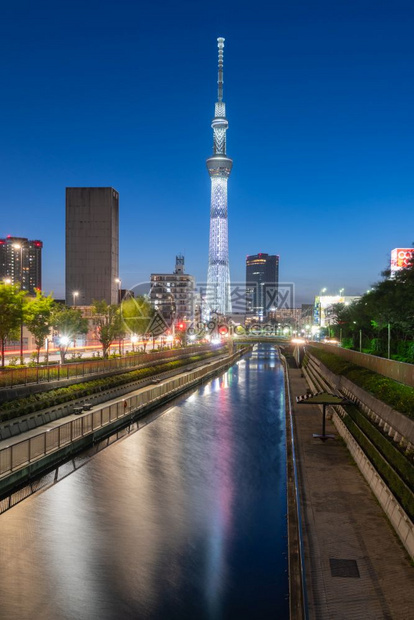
205,37,232,316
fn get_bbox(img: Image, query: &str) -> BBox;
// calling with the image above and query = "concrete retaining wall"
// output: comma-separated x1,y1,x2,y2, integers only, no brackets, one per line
312,343,414,388
307,353,414,452
333,410,414,559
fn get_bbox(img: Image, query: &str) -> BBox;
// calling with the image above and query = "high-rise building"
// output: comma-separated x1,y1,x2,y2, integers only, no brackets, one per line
246,253,279,319
0,236,42,295
205,37,232,316
66,187,119,306
150,255,195,324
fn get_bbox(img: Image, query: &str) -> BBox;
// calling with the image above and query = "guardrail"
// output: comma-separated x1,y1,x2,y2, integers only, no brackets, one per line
0,354,234,480
0,344,217,390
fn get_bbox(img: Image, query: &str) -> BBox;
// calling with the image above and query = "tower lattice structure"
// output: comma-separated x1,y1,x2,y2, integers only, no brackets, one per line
205,37,232,316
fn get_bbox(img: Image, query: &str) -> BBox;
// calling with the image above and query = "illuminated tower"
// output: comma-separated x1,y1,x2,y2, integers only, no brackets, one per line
205,37,232,316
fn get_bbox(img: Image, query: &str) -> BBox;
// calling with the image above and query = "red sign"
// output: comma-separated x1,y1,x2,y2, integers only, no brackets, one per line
391,248,414,272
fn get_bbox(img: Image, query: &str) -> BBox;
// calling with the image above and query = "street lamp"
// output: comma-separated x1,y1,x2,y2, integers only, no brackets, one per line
131,334,138,352
13,243,24,364
115,278,122,304
72,291,79,307
339,288,344,297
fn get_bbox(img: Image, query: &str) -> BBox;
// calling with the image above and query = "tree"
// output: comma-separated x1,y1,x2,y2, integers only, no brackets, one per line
0,283,27,367
120,295,153,340
52,306,89,363
91,300,124,359
332,253,414,358
25,290,55,364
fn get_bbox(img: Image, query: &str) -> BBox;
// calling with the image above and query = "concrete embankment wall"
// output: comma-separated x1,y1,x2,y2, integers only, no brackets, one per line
0,350,225,441
312,342,414,388
303,351,414,559
0,344,219,403
0,348,248,498
306,352,414,452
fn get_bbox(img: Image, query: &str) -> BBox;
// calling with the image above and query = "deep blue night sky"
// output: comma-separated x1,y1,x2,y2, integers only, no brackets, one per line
1,0,413,304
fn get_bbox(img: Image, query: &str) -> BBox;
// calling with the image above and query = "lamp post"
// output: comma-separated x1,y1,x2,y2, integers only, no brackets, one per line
115,278,122,304
13,243,24,364
387,323,391,359
131,334,138,353
72,291,79,307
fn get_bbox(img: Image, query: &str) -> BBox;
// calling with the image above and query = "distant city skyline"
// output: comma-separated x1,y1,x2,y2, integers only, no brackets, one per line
1,1,413,305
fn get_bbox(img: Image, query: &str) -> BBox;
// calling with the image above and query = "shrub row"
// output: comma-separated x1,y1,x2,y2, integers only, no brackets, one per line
340,409,414,521
308,347,414,418
0,350,221,423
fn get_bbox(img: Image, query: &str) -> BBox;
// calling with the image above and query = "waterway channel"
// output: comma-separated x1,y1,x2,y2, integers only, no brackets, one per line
0,344,289,619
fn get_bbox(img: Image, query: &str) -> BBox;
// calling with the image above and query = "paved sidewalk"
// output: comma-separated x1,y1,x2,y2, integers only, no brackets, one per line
288,367,414,620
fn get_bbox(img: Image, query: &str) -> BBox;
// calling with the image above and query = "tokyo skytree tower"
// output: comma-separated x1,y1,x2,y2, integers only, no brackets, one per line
205,37,232,316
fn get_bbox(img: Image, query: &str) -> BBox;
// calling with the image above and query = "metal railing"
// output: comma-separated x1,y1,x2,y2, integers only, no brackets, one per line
0,344,216,390
0,354,233,480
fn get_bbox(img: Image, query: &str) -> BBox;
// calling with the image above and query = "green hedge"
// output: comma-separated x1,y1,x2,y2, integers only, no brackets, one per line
341,410,414,521
0,350,221,423
308,347,414,418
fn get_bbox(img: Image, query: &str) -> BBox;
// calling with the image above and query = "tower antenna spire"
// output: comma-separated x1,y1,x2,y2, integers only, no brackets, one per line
217,37,225,102
205,37,232,317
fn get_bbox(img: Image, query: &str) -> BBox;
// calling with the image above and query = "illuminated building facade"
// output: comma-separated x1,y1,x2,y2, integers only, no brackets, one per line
150,255,195,323
314,294,360,328
205,37,232,316
0,236,42,294
246,253,279,319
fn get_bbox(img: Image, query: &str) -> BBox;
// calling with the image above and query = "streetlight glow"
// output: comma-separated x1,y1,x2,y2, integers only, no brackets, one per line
115,278,122,303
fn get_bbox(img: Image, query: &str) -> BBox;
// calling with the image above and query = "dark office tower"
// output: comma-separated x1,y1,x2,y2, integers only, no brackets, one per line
0,236,42,295
66,187,119,306
246,253,279,319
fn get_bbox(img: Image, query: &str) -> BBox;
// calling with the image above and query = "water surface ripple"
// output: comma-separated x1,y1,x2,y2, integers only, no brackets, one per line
0,344,288,619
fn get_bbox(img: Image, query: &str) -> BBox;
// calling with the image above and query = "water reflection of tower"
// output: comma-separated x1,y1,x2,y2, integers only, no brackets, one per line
206,37,233,317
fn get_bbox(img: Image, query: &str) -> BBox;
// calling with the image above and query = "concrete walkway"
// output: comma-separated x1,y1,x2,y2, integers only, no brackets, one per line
288,367,414,620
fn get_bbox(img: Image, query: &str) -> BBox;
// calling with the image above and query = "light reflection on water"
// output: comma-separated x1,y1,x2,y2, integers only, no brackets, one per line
0,345,288,619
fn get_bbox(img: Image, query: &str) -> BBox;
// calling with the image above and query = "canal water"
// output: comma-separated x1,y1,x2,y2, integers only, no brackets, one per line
0,344,288,620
